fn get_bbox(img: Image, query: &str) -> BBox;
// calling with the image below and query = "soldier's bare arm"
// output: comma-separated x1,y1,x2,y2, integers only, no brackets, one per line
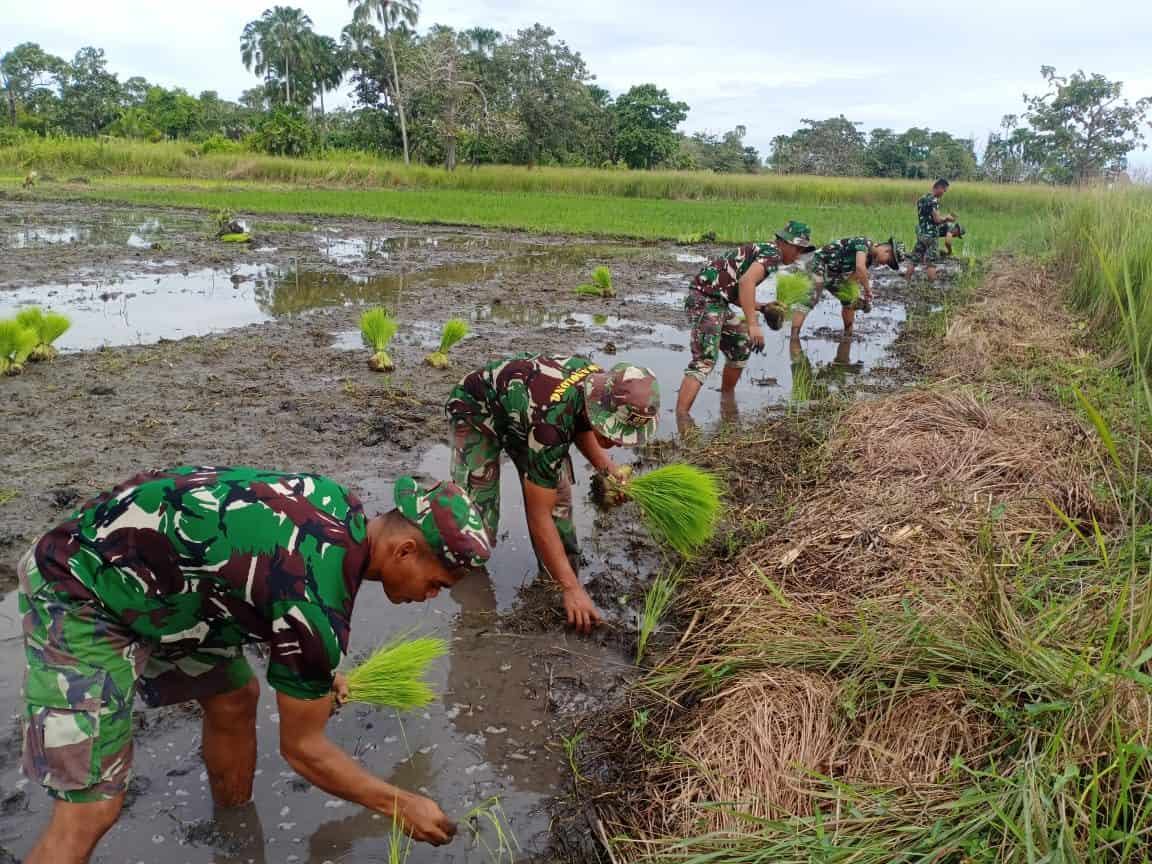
738,261,767,350
277,691,457,844
522,479,601,633
855,250,871,301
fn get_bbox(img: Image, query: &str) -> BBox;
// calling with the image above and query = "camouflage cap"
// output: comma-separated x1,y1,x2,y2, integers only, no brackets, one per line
394,476,491,570
775,220,817,252
582,363,660,446
884,236,904,270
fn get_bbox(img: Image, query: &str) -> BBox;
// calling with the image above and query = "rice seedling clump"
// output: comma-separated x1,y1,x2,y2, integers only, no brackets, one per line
15,307,71,361
345,635,448,709
0,319,38,376
360,308,399,372
425,318,468,368
622,464,723,557
774,272,812,309
575,265,614,298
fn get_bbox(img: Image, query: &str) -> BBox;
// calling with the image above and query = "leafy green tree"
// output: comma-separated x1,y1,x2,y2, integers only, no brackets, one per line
252,104,317,155
612,83,687,169
1,42,66,128
306,34,346,116
57,47,122,135
770,116,866,175
241,6,318,106
682,125,759,173
405,26,489,169
1017,66,1151,183
348,0,421,164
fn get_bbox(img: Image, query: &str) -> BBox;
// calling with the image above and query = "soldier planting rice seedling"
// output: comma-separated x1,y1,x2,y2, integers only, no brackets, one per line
790,236,904,342
905,178,957,282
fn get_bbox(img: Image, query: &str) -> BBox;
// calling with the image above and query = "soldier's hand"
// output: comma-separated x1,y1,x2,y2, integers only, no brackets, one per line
395,793,458,846
748,323,766,354
563,585,602,635
331,673,349,707
600,463,632,507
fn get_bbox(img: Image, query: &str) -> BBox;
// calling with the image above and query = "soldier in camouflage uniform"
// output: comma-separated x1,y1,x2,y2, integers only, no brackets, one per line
675,220,817,417
446,354,659,634
905,179,956,282
790,236,904,342
16,466,490,864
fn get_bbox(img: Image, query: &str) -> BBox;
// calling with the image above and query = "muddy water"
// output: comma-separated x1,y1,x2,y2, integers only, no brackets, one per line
0,203,911,862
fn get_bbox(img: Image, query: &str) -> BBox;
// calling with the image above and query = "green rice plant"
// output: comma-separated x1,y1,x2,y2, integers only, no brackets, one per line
621,464,723,558
218,232,252,243
0,319,37,376
464,797,521,863
387,805,412,864
774,272,812,309
344,635,447,709
636,563,685,663
15,307,71,360
425,318,468,368
575,265,615,298
360,308,398,372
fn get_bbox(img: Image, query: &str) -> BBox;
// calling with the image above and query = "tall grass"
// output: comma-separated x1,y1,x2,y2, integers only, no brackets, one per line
0,136,1077,211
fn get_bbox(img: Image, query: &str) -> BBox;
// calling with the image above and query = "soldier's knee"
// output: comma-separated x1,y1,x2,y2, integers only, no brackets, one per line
202,677,259,726
685,360,713,382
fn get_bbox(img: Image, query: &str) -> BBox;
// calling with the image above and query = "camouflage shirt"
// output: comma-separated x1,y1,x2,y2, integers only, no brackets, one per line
691,243,783,304
33,466,369,700
916,193,941,238
812,236,872,278
446,354,597,489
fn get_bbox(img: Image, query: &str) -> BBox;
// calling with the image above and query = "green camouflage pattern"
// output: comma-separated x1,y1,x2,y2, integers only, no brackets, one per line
911,235,940,265
18,549,254,802
684,292,751,383
691,243,783,304
30,466,369,702
448,423,579,557
811,236,872,284
774,220,816,250
582,363,660,446
445,354,599,490
394,476,491,570
916,192,941,238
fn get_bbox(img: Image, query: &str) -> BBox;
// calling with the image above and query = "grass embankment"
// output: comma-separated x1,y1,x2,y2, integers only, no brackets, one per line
584,196,1152,862
0,137,1084,250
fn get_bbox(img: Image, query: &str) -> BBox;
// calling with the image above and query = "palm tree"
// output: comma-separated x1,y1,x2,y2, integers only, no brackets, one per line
347,0,419,164
241,6,316,106
307,34,346,116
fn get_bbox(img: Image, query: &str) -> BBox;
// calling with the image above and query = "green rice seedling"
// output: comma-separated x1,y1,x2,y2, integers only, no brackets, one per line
425,318,468,368
360,308,398,372
619,464,723,557
0,319,37,376
386,805,412,864
15,307,71,360
218,232,252,243
636,563,685,662
464,797,521,863
575,266,615,298
774,272,812,309
574,282,602,296
344,635,448,709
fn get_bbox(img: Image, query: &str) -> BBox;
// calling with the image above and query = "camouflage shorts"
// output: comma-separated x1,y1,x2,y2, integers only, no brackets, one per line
911,235,939,265
794,270,861,312
17,549,253,803
684,292,751,383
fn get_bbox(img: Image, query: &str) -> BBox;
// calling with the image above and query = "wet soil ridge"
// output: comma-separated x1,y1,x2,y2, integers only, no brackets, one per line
584,261,1147,862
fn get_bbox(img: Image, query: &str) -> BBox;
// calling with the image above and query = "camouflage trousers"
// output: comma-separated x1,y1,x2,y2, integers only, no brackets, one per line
910,234,940,265
449,422,579,559
684,291,751,383
17,549,253,803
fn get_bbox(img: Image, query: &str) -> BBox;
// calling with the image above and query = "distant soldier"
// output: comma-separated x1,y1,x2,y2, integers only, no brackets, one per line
904,178,956,282
675,220,817,417
17,466,491,864
446,354,660,634
940,221,966,257
789,236,904,342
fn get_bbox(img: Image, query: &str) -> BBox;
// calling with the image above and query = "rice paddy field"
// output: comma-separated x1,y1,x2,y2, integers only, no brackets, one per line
2,139,1152,863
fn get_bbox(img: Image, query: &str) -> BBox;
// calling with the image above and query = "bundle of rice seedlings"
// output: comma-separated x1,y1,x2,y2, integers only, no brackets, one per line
575,266,615,298
425,318,468,368
774,272,812,309
616,464,723,558
15,307,71,361
218,232,252,243
345,635,448,709
0,319,37,376
360,308,399,372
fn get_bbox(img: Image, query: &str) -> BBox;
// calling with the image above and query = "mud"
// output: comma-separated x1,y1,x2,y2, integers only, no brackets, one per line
0,199,915,862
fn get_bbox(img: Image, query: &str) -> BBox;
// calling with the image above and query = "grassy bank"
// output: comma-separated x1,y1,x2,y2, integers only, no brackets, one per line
5,176,1033,253
583,235,1152,860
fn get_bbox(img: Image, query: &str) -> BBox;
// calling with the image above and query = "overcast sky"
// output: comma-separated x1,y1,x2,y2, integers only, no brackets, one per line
5,0,1152,166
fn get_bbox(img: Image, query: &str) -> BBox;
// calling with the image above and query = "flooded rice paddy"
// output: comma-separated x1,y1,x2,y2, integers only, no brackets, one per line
0,199,919,862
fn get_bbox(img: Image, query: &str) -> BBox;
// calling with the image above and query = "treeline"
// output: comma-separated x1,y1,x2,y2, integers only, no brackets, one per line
3,11,1149,184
